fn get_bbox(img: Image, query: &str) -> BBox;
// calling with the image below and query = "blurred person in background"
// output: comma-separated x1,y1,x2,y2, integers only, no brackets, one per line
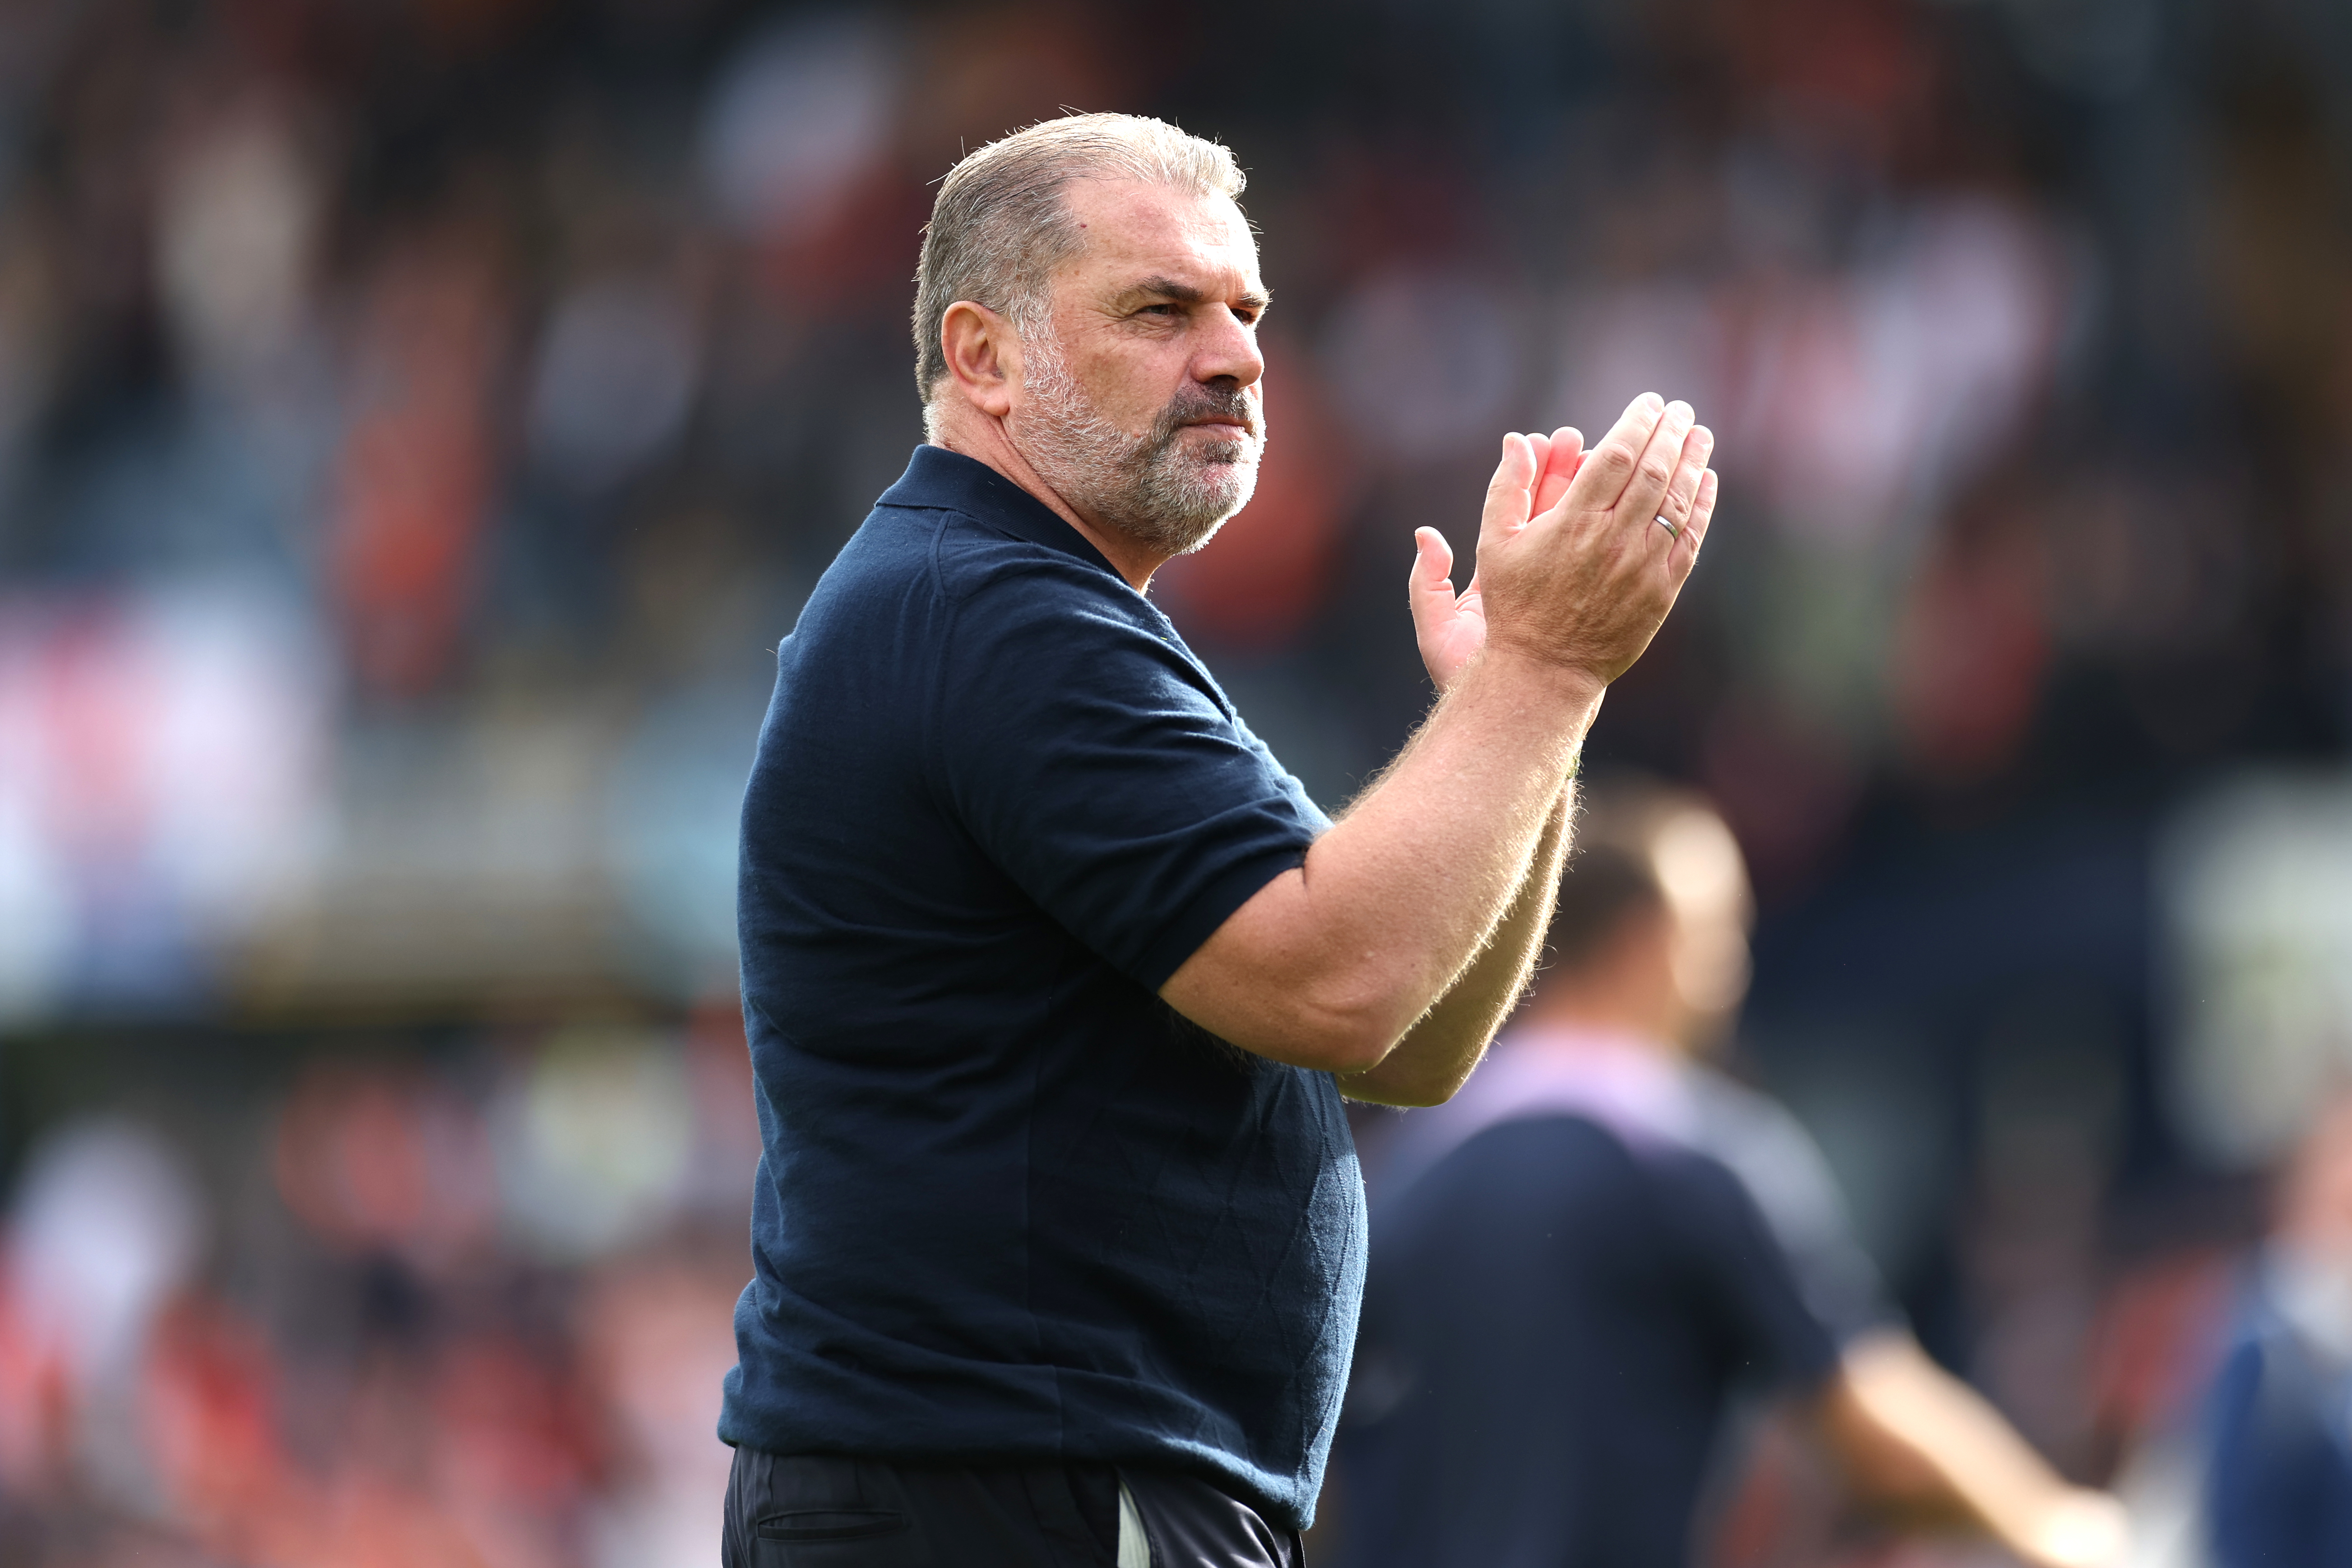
721,111,1716,1567
1333,780,2127,1568
2203,1092,2352,1567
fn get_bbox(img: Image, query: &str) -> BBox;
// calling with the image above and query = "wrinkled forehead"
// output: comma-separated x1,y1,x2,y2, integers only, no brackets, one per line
1052,178,1262,298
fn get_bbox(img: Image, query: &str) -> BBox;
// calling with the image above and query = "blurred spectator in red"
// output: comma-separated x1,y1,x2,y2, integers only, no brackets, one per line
329,215,508,700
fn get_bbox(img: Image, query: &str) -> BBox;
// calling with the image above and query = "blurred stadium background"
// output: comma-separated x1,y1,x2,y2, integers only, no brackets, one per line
1,0,2350,1563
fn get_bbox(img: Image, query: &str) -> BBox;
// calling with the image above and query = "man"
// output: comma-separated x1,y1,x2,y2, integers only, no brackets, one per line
2204,1091,2352,1567
1332,782,2130,1568
719,112,1718,1566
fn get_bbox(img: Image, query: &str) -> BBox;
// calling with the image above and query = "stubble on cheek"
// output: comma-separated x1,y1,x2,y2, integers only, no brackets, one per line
1015,336,1264,556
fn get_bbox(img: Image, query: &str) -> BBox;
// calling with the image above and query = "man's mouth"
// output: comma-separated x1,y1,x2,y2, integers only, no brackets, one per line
1182,415,1255,437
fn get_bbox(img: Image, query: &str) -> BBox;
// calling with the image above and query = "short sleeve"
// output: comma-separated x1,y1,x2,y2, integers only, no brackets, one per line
1690,1075,1895,1344
1660,1150,1844,1392
931,548,1326,991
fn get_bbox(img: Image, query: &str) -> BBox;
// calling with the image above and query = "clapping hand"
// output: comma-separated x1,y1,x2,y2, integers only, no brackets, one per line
1408,426,1587,691
1412,393,1716,694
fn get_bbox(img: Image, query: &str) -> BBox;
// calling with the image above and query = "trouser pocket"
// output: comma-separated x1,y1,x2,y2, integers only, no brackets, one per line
733,1453,925,1567
725,1447,1122,1566
760,1508,912,1543
751,1506,921,1566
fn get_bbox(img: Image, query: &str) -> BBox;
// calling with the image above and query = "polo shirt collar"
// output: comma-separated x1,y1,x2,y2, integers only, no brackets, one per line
879,444,1122,580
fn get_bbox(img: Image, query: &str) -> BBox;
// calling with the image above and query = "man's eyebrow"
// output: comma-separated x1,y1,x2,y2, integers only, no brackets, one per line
1118,275,1273,313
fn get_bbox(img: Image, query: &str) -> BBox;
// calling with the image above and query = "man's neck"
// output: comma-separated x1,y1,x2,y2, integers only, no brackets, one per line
1516,987,1679,1057
928,414,1166,592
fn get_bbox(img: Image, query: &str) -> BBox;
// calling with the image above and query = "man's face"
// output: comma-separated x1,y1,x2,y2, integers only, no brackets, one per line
1006,179,1269,558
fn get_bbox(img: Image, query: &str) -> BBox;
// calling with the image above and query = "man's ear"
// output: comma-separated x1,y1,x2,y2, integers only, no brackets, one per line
940,300,1021,420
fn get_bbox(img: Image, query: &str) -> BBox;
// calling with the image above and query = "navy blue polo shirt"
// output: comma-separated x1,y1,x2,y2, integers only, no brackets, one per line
720,444,1364,1531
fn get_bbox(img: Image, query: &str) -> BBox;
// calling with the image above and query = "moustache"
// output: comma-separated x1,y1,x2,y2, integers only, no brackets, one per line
1152,385,1260,445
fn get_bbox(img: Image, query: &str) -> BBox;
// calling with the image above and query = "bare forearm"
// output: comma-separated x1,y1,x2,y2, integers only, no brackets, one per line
1338,780,1574,1106
1161,650,1600,1073
1821,1334,2126,1568
1161,398,1715,1081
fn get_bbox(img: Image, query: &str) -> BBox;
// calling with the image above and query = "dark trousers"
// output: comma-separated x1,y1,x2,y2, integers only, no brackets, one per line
722,1447,1306,1567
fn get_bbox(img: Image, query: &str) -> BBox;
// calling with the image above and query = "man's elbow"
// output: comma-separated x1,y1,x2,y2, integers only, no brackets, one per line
1159,939,1423,1074
1336,1071,1458,1109
1195,973,1417,1076
1176,991,1475,1105
1295,990,1484,1105
1334,1044,1482,1108
1815,1365,1953,1514
1244,1004,1399,1076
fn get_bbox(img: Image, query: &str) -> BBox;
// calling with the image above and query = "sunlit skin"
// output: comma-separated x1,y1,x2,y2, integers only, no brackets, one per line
929,178,1269,590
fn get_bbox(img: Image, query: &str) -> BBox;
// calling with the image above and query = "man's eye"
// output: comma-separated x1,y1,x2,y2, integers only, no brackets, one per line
1141,303,1180,317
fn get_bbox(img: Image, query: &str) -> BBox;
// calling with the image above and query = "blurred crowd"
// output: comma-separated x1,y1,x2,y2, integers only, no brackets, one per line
3,0,2352,1562
0,1007,760,1565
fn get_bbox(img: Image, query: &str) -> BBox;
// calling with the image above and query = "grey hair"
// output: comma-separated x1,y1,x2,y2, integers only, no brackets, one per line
912,113,1245,408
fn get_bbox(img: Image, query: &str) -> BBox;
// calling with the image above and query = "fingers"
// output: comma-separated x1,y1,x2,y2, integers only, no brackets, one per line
1657,422,1714,529
1561,392,1665,515
1479,432,1539,546
1671,467,1719,576
1517,430,1553,537
1616,398,1695,528
1532,426,1584,520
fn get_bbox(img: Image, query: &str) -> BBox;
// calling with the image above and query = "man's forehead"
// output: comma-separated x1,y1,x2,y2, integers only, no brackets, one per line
1059,178,1262,296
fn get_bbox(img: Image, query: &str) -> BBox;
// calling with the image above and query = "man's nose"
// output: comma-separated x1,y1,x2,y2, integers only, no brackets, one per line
1194,306,1265,389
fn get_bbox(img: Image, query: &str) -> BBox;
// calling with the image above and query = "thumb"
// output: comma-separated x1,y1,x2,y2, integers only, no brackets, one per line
1478,432,1538,547
1409,528,1460,648
1409,527,1456,600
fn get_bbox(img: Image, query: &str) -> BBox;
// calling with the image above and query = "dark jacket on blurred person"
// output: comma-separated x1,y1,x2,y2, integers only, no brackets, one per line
2204,1279,2352,1568
2204,1097,2352,1568
1335,1026,1874,1568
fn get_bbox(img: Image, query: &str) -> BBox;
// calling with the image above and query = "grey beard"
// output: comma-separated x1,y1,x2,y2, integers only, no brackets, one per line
1013,330,1263,559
